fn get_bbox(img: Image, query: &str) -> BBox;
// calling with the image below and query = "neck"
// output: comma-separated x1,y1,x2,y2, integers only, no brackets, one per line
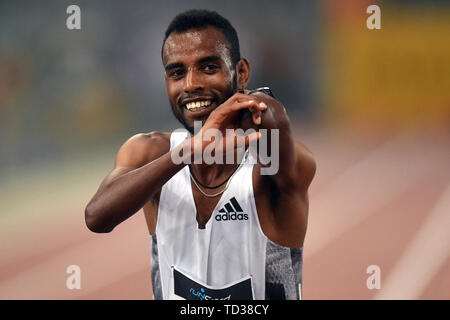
190,149,247,187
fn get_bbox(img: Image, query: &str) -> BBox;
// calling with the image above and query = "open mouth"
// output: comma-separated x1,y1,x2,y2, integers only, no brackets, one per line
184,100,212,112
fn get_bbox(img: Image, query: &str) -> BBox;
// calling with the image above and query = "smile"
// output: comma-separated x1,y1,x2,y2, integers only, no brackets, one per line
185,100,212,111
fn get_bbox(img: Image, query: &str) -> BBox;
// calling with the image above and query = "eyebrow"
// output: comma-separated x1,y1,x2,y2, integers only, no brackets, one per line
198,55,222,64
164,55,222,72
164,62,184,72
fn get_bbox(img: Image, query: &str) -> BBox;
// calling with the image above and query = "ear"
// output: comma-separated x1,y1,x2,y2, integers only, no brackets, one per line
236,58,251,90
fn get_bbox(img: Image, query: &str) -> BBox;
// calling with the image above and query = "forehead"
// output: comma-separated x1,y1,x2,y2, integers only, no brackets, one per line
162,26,231,65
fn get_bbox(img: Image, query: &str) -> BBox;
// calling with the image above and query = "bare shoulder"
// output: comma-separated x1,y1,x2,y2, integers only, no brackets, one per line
293,139,316,191
116,131,171,169
249,90,286,113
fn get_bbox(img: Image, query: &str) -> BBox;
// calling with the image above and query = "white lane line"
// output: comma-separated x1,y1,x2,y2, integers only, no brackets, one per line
374,182,450,300
305,134,448,257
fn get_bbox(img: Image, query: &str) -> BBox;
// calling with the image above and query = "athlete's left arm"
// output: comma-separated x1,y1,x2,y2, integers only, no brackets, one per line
245,91,316,196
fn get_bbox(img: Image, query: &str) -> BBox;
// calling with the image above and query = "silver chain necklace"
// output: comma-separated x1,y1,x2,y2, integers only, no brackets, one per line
189,150,248,198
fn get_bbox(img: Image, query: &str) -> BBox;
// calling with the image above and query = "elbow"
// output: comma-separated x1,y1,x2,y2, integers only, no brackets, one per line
84,203,114,233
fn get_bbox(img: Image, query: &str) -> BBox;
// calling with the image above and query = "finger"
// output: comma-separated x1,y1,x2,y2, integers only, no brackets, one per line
233,93,268,111
258,102,267,111
246,101,267,115
244,131,262,146
253,113,261,125
229,99,260,112
211,100,255,124
249,105,262,125
232,92,257,103
212,95,266,125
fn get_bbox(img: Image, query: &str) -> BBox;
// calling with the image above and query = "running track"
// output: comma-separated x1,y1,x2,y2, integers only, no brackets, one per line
1,126,449,299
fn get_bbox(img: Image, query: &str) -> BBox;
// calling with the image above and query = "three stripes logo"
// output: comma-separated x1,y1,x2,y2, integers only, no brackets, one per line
215,197,248,222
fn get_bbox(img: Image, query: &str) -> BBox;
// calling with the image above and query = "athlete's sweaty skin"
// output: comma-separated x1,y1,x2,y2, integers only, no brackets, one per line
85,25,316,248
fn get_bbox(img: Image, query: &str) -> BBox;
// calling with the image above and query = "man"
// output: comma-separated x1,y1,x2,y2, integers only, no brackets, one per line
85,9,316,300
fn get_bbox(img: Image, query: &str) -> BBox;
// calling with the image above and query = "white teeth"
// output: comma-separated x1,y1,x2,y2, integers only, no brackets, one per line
186,100,211,110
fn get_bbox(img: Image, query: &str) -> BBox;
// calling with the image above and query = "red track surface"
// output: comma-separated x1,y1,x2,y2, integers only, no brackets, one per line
1,127,449,299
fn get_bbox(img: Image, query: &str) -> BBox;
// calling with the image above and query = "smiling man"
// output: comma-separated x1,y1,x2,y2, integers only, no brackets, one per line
85,9,316,300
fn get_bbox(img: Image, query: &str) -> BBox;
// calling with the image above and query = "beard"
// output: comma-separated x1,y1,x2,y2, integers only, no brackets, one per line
169,73,238,134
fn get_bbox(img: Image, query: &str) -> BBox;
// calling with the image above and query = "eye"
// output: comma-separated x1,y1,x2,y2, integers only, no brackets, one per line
201,64,219,73
168,69,185,79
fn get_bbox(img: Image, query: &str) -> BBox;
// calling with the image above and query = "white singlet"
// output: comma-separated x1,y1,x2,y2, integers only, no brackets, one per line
150,131,303,300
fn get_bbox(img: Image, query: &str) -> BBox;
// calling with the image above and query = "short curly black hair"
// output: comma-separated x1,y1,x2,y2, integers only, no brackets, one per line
162,9,241,66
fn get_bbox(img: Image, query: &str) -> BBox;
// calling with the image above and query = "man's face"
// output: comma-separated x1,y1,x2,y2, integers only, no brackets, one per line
162,26,238,133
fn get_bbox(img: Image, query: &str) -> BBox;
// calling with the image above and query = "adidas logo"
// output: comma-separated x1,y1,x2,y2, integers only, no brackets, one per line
215,197,248,221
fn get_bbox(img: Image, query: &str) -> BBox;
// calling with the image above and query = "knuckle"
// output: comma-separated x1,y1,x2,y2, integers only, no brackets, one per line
210,109,218,117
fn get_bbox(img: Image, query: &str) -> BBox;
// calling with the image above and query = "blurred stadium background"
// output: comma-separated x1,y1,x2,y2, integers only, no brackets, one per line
0,0,449,299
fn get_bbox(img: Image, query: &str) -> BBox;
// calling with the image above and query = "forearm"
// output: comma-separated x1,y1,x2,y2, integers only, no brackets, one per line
246,92,296,177
85,139,193,232
254,95,315,192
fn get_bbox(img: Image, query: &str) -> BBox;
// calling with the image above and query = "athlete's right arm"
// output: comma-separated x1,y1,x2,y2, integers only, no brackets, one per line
85,132,191,233
85,96,264,233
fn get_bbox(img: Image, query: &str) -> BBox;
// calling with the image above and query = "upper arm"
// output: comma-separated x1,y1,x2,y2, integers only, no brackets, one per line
246,89,316,195
254,139,315,247
249,91,307,193
292,140,316,193
270,139,316,197
99,132,170,189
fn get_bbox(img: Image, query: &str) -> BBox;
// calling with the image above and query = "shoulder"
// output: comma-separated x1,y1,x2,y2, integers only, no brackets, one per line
115,131,171,168
248,89,289,124
248,89,282,106
124,131,170,149
247,87,279,103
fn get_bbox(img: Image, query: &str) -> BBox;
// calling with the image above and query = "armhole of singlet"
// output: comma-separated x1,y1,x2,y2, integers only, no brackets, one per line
155,130,189,234
154,132,173,236
248,163,268,241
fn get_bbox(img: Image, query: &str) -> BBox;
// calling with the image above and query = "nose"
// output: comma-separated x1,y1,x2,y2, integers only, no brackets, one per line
184,68,204,93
